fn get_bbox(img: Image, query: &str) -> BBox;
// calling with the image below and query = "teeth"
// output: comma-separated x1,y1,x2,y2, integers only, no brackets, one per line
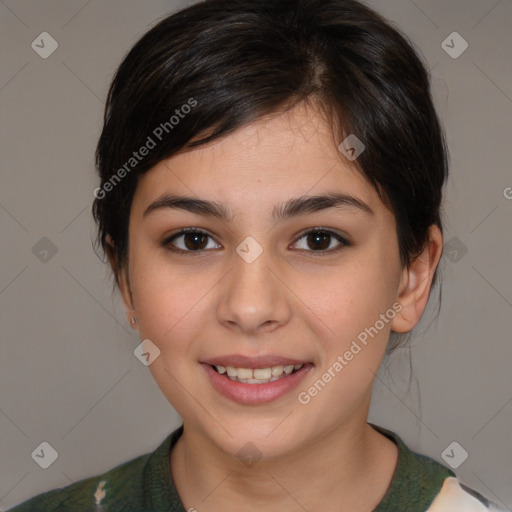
271,365,284,376
253,368,272,380
237,367,253,379
213,363,304,383
284,365,294,375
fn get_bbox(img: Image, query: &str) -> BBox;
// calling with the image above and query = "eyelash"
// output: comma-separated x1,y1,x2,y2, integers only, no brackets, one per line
161,227,350,257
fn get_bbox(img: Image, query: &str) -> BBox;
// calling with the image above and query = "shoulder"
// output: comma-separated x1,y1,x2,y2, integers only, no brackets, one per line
6,452,150,512
371,422,455,510
5,430,177,512
370,424,508,512
427,477,510,512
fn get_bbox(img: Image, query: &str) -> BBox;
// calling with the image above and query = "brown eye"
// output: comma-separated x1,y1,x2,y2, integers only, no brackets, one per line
306,232,331,250
163,228,220,253
182,232,208,250
162,227,349,256
293,229,349,254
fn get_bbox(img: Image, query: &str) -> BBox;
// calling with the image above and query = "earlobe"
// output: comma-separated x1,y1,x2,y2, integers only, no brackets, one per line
391,225,443,333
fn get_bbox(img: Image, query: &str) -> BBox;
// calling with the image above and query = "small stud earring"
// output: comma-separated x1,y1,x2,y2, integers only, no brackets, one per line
130,317,138,324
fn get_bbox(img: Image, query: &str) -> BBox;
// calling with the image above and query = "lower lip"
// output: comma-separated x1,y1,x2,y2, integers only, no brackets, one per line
202,363,313,405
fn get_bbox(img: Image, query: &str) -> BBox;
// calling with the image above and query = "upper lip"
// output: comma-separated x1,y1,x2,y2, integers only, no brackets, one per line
202,355,310,368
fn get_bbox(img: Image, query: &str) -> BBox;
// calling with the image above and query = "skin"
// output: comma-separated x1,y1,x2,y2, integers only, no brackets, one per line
112,101,443,512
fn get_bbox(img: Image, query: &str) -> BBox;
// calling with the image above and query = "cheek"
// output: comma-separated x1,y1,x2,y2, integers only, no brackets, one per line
129,253,210,348
297,254,399,337
294,260,398,415
130,260,212,409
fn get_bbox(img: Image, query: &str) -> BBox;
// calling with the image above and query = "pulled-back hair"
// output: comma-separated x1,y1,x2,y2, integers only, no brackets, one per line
93,0,448,312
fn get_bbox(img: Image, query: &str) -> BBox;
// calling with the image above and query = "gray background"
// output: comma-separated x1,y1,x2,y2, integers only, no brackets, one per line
1,0,511,510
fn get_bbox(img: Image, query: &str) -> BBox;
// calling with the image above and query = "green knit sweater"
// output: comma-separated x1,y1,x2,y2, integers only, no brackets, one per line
7,423,501,512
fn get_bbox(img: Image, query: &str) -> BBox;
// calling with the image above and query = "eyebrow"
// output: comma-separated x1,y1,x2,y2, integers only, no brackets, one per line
143,192,374,222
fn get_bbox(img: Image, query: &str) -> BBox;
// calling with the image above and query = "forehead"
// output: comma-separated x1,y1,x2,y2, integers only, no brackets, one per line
132,103,387,219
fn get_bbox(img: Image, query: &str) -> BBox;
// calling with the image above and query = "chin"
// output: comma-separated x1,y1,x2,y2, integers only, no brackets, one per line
203,417,309,463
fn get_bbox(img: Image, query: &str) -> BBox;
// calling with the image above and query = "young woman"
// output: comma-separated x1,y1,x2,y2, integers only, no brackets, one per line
8,0,507,511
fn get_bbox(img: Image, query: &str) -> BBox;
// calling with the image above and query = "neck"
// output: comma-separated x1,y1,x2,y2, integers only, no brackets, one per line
170,414,398,512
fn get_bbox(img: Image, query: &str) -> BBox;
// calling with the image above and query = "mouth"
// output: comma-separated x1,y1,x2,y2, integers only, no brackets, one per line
201,356,313,405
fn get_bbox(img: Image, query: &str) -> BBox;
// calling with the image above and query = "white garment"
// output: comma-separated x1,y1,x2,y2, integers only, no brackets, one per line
427,477,510,512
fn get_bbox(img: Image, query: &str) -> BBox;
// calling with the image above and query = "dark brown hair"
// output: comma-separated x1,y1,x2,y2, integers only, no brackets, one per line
93,0,448,344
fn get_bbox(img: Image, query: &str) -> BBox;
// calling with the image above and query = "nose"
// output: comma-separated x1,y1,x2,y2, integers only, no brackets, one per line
216,245,292,336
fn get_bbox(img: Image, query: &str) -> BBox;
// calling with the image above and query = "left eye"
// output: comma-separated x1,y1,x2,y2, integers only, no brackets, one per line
292,229,348,253
163,228,349,255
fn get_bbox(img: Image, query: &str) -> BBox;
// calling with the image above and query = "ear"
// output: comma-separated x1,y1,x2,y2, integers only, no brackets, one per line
105,235,138,330
391,225,443,333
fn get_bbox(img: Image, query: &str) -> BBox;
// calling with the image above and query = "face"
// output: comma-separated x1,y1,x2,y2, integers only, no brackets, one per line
119,102,408,459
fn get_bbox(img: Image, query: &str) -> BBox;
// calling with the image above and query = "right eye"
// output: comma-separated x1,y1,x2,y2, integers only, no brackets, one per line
162,228,221,254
